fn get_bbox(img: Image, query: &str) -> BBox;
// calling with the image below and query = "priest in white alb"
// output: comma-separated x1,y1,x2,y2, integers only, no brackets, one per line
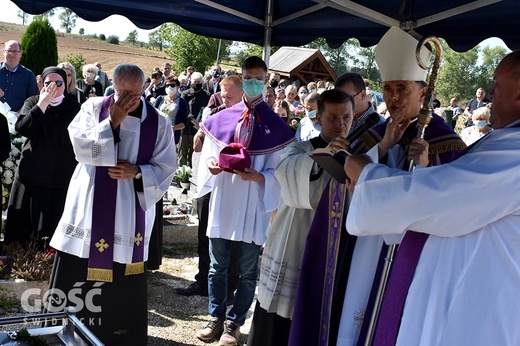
49,64,177,346
249,89,355,345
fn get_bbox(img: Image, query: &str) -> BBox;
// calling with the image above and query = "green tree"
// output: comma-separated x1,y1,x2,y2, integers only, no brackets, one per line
436,42,481,105
33,9,55,22
149,26,164,51
305,38,360,76
107,35,120,44
17,11,28,25
99,34,106,41
234,43,263,67
357,46,380,86
126,30,138,45
58,8,78,33
476,45,508,92
161,24,232,75
64,53,86,79
19,19,58,75
79,28,85,36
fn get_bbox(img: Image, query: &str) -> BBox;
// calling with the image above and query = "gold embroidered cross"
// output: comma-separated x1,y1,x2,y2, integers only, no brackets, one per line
134,233,143,246
95,238,109,252
330,201,341,228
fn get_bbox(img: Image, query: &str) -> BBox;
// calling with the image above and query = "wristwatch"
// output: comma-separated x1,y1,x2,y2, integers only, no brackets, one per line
134,167,142,180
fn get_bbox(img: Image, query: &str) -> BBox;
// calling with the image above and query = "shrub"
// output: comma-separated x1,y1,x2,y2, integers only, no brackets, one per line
107,35,119,44
64,52,86,79
99,33,105,40
3,242,54,281
19,18,58,75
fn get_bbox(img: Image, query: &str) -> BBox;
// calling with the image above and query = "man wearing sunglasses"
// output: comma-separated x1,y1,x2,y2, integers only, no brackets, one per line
0,40,39,112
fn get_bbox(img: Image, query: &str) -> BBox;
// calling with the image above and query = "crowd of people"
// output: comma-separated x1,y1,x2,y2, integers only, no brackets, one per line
1,23,519,346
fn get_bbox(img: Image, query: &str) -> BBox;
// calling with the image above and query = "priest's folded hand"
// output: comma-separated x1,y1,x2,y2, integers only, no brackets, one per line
107,159,139,179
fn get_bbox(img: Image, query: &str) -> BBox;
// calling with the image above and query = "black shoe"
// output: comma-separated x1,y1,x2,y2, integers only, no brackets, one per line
175,282,208,296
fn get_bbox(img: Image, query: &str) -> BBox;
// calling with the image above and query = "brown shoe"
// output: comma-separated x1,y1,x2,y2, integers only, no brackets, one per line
196,317,223,341
219,320,240,345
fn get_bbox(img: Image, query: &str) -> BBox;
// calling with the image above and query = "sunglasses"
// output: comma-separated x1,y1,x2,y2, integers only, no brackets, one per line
44,81,64,87
166,84,177,88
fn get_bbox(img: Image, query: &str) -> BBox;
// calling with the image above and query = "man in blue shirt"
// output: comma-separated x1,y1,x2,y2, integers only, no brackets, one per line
0,40,39,112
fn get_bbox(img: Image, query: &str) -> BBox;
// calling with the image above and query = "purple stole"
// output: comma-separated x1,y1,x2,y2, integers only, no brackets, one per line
289,114,467,346
289,181,348,346
373,125,508,345
201,98,296,155
87,95,158,282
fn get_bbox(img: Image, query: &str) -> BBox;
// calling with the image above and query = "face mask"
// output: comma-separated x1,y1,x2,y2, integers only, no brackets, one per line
180,85,187,91
86,72,95,79
212,71,220,78
306,109,317,119
192,83,203,92
166,87,177,96
300,93,308,101
243,79,265,98
310,88,317,93
270,80,278,88
475,120,487,129
50,94,65,106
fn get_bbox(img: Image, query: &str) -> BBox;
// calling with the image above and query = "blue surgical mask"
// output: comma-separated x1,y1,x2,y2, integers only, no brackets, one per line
475,120,487,129
243,79,265,98
306,109,317,119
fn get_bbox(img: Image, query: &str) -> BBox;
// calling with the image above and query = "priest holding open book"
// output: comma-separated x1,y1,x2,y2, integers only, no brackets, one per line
249,89,355,345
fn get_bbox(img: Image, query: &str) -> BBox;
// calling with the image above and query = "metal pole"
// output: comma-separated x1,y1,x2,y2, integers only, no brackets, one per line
216,39,222,64
263,0,274,68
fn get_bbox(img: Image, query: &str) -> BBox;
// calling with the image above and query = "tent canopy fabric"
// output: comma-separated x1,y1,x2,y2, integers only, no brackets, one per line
11,0,520,52
269,47,337,85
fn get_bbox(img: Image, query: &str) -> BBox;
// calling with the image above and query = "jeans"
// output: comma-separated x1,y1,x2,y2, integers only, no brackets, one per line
195,193,240,294
208,238,261,326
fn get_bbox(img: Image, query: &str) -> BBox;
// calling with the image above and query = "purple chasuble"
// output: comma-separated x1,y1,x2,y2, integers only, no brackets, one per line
88,95,158,282
200,99,295,154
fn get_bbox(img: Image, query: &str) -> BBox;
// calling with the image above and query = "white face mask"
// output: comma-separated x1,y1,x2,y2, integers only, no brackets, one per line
50,94,65,106
166,86,177,96
475,120,487,129
86,72,95,79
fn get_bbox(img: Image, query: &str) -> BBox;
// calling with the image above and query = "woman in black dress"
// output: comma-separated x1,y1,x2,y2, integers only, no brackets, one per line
4,67,80,250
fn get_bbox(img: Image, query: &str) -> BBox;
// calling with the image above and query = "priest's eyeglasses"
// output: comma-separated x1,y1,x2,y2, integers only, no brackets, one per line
352,89,363,98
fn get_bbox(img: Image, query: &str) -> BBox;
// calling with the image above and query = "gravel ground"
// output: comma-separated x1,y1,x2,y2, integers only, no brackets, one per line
147,245,254,346
1,153,256,345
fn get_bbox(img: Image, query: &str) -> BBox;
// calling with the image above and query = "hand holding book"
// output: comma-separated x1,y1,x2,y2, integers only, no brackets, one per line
310,143,351,183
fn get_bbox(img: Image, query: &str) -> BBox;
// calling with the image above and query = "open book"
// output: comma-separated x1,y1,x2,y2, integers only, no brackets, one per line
310,148,350,183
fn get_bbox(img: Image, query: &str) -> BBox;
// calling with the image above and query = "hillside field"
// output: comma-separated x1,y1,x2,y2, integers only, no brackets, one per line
0,21,172,79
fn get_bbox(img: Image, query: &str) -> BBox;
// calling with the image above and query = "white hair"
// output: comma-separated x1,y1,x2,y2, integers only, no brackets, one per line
190,71,204,83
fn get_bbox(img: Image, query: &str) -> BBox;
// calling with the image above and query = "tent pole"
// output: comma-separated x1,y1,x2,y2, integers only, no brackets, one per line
263,0,274,68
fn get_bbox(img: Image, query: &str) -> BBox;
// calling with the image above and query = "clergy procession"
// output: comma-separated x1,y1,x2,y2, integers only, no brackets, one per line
1,22,520,346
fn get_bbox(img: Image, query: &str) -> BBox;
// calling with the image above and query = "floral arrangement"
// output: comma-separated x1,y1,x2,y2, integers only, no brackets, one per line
2,130,24,211
175,165,192,183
